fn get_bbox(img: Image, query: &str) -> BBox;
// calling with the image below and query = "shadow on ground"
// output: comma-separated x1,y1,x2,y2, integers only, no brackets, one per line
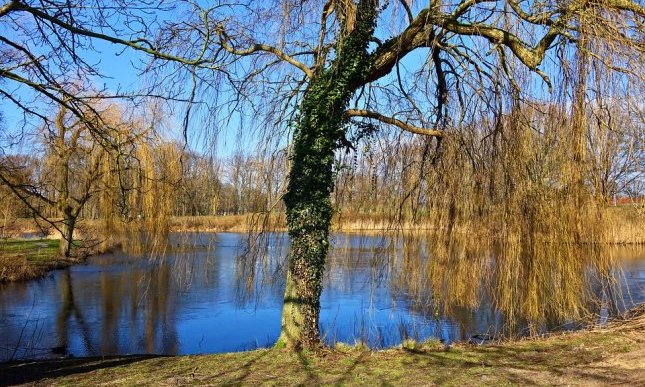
0,325,642,386
0,355,162,386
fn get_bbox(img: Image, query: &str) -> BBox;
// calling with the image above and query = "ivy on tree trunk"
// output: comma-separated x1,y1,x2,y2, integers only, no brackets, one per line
277,1,378,350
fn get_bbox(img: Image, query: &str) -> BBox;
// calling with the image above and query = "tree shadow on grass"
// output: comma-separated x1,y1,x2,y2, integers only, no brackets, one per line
207,350,272,384
394,342,639,386
0,355,163,386
0,338,639,386
187,341,640,386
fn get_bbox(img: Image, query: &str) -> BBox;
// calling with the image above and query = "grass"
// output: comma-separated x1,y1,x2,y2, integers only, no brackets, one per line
169,205,644,244
0,239,59,260
1,310,643,386
0,239,82,282
171,214,265,232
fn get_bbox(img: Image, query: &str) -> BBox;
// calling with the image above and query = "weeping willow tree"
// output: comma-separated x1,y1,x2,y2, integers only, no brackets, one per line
0,156,34,239
0,103,142,256
385,232,618,338
144,0,642,349
257,0,642,349
1,0,643,350
99,133,183,257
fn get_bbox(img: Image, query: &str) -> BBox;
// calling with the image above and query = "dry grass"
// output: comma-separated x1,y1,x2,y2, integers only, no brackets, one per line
170,213,433,233
171,215,267,232
0,255,40,282
165,206,643,245
604,205,645,244
0,218,48,238
332,211,434,232
170,213,288,233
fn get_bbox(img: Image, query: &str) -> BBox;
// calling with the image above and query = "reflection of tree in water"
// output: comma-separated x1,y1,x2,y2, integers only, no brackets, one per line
234,233,288,306
326,233,392,291
235,231,627,341
56,256,181,356
99,268,120,354
141,264,176,354
56,269,94,355
389,234,623,337
129,261,180,355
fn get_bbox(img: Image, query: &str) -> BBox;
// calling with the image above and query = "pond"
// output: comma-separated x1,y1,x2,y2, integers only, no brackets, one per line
0,232,643,360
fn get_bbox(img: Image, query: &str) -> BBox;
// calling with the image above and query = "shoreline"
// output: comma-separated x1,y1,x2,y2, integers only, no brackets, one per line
0,239,91,282
1,305,643,386
1,218,643,283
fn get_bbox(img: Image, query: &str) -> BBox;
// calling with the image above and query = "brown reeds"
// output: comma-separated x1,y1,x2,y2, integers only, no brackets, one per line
0,255,39,282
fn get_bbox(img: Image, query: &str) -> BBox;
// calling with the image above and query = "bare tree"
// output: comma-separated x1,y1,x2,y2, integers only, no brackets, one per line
0,0,218,150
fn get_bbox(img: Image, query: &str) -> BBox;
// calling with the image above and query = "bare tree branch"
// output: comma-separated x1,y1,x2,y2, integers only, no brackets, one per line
345,109,443,137
216,24,313,78
3,1,220,67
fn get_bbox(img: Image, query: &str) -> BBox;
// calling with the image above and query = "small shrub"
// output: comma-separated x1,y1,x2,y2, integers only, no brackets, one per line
401,339,419,351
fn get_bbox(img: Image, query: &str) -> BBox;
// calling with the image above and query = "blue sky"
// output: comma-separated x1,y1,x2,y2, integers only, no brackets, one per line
1,1,573,159
0,17,247,158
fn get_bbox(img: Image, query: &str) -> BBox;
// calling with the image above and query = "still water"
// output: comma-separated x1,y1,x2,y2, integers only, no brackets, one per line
0,232,643,360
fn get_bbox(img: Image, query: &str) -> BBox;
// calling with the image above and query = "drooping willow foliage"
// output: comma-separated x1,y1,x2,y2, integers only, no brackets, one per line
99,137,183,257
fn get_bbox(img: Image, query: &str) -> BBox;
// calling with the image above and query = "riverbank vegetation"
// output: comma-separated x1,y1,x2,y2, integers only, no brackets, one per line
2,201,643,244
1,306,643,386
0,239,70,282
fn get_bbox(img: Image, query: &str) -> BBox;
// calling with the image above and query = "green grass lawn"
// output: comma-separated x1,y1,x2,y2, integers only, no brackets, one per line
0,238,82,281
1,323,643,386
0,239,59,262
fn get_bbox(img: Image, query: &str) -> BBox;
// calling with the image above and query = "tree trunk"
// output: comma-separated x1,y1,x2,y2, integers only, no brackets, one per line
60,209,75,257
277,2,378,350
277,77,338,349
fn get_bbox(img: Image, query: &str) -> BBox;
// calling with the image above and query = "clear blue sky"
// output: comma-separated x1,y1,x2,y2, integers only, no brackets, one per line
1,1,563,159
0,26,247,158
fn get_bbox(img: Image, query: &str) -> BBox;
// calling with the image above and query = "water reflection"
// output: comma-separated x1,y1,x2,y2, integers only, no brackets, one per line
0,232,642,360
387,236,623,336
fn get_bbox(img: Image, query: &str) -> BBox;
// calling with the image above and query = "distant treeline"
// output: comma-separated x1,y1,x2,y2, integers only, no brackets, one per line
2,100,641,230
